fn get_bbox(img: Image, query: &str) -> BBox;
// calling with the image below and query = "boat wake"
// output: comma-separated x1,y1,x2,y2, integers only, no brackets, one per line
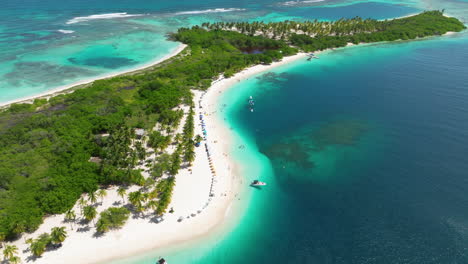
281,0,325,6
175,8,246,15
66,12,143,24
57,29,75,34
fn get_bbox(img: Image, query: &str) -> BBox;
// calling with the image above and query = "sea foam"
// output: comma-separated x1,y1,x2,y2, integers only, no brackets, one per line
66,12,143,24
281,0,325,6
175,8,245,15
57,29,75,34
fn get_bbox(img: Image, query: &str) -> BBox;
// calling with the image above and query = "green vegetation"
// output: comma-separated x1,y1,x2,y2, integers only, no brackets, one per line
0,10,464,240
204,11,466,51
117,187,127,203
155,178,176,215
50,226,67,245
26,226,67,257
64,210,76,230
95,207,130,233
3,244,18,261
147,131,172,152
83,206,97,223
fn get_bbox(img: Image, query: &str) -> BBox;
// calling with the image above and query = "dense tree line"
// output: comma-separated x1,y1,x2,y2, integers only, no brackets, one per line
289,11,466,51
201,11,465,42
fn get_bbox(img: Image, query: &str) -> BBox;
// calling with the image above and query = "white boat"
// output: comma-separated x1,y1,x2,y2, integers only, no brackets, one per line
250,180,266,186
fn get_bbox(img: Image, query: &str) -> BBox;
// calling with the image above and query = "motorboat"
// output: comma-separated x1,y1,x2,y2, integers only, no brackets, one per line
250,180,267,186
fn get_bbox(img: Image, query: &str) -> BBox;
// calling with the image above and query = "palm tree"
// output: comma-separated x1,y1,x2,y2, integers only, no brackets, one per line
147,200,159,213
78,197,87,216
9,255,21,264
95,219,108,234
83,206,97,224
29,240,46,257
194,134,203,144
144,178,155,191
173,134,182,145
148,188,158,200
128,191,143,208
2,244,18,261
117,187,127,204
97,189,107,204
25,238,33,246
64,210,76,230
38,233,51,245
50,227,67,245
184,147,196,167
88,191,98,205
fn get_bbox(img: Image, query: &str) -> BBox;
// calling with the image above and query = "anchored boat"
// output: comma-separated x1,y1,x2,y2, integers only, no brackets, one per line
248,96,255,112
157,257,167,264
250,180,267,186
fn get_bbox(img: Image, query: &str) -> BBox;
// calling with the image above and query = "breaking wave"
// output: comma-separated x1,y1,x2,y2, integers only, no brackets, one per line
175,8,245,15
66,12,143,24
57,29,75,34
281,0,325,6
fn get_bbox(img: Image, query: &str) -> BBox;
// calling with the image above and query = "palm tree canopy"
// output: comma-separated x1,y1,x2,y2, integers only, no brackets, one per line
51,227,67,244
128,191,143,207
65,210,76,221
83,206,97,221
3,244,18,260
98,189,107,199
30,240,46,257
9,255,21,264
78,197,87,207
88,191,98,204
147,200,159,211
117,187,126,197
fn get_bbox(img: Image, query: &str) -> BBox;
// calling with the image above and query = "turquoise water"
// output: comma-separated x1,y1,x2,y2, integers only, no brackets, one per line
0,0,419,103
4,0,468,263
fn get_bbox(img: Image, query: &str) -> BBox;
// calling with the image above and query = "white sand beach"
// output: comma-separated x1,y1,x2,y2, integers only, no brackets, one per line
0,44,187,108
8,51,310,264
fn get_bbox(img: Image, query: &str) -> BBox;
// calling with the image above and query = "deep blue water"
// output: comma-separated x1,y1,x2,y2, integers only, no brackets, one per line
227,37,468,263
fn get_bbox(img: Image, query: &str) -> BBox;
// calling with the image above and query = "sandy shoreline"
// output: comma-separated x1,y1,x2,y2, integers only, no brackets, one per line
6,47,310,264
0,44,187,108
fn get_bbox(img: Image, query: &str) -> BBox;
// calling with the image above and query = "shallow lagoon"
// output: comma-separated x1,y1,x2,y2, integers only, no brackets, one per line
0,0,418,103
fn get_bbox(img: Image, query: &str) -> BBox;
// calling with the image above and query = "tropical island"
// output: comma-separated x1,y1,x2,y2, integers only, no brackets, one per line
0,11,465,263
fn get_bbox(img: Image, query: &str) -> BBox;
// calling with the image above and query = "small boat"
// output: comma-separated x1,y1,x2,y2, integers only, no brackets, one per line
157,257,167,264
250,180,267,186
308,52,319,58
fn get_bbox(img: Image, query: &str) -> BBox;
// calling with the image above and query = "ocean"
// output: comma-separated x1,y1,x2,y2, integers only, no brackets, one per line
0,0,419,103
3,0,468,263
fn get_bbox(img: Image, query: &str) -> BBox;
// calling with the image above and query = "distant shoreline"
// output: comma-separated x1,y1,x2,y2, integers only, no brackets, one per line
0,44,187,108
